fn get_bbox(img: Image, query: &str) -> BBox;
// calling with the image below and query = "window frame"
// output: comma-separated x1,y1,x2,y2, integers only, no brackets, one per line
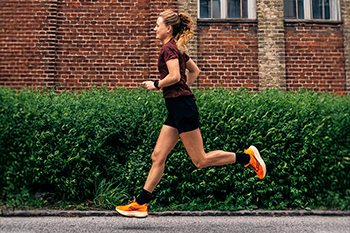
198,0,256,19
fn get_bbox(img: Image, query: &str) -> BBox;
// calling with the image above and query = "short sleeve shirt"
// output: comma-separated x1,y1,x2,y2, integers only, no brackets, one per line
158,38,195,99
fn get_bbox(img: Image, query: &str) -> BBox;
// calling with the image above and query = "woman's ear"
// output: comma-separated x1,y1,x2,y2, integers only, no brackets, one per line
167,25,172,34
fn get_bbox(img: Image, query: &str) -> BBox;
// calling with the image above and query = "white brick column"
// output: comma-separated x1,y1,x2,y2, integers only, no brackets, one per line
256,0,286,91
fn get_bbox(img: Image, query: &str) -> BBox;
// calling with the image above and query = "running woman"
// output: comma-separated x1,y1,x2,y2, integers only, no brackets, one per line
115,10,266,218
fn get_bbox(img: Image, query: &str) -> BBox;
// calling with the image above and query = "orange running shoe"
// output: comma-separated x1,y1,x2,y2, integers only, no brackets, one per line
244,145,266,179
115,198,148,218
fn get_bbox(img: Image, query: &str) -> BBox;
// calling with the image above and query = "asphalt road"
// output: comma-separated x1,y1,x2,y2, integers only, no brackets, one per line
1,216,349,233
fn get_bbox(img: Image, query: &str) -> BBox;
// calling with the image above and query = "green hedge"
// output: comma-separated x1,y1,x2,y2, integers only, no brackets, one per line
0,87,349,210
0,89,38,208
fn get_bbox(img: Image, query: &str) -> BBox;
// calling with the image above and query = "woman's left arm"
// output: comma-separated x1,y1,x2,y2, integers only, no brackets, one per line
142,59,180,90
186,58,200,87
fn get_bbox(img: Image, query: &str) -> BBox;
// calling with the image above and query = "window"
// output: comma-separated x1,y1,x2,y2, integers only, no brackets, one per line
198,0,256,19
312,0,330,19
283,0,341,20
284,0,304,19
227,0,248,18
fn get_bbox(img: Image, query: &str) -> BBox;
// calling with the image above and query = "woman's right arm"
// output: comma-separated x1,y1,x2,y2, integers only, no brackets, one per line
186,58,200,87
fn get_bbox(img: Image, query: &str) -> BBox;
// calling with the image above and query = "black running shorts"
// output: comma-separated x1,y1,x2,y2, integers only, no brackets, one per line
164,96,200,134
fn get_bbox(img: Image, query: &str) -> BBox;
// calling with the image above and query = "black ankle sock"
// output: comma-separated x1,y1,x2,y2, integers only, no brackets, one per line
235,153,251,166
136,189,152,205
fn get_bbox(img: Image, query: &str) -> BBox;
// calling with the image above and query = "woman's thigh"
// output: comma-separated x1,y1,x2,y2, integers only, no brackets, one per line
179,128,206,163
152,125,180,163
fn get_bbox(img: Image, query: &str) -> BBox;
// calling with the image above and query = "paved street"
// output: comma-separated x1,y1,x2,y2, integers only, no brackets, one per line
1,215,349,233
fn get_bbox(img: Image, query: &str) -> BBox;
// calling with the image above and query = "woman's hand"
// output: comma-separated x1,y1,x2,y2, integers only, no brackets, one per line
142,81,157,90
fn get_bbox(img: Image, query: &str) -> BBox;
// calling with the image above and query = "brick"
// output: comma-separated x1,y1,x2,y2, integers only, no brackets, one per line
285,22,346,94
0,0,348,94
256,0,286,90
197,22,259,90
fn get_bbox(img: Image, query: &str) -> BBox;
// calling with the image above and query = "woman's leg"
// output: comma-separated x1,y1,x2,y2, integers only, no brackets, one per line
143,124,179,193
115,125,179,217
180,128,237,169
180,128,266,179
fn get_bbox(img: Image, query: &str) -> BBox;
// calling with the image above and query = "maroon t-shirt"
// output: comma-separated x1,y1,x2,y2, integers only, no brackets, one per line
158,38,195,99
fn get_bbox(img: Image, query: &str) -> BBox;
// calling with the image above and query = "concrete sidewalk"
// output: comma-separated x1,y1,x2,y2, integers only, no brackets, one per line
1,209,350,217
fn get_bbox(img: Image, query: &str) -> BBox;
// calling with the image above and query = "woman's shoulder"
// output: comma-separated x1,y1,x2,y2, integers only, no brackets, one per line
160,40,179,59
163,39,179,51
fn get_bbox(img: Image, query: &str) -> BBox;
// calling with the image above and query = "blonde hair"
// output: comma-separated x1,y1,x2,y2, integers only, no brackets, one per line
159,10,194,54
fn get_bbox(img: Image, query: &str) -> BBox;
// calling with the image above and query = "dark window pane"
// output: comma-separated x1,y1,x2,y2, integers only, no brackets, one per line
324,0,330,19
284,0,297,19
298,0,304,19
200,0,211,18
213,0,221,18
227,0,240,18
242,0,248,18
312,0,321,19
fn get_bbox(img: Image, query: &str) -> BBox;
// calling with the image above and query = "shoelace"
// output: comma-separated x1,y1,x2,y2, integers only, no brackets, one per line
126,197,136,205
246,163,255,171
246,159,260,172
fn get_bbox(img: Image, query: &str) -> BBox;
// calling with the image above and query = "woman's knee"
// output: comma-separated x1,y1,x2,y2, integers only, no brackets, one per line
191,156,207,169
151,150,167,165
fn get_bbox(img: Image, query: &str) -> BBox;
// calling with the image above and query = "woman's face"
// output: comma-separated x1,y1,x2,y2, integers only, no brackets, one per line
154,17,170,42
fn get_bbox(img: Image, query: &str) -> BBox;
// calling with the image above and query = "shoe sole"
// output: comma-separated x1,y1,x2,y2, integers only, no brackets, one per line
115,208,148,218
250,145,266,179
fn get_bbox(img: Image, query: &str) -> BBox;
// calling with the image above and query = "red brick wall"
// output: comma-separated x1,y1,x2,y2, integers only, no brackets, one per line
148,0,177,80
197,21,259,91
0,1,347,94
55,0,177,90
285,22,346,94
0,0,177,90
0,0,57,88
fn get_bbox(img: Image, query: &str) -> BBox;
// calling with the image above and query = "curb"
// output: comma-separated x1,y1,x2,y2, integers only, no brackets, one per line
152,210,350,217
1,210,350,217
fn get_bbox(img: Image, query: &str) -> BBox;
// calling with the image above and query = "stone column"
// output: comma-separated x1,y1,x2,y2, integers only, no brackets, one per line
342,0,350,95
256,0,286,91
178,0,199,88
177,0,198,63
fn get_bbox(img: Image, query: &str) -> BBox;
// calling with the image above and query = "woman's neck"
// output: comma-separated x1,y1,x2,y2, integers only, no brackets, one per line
162,36,173,45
